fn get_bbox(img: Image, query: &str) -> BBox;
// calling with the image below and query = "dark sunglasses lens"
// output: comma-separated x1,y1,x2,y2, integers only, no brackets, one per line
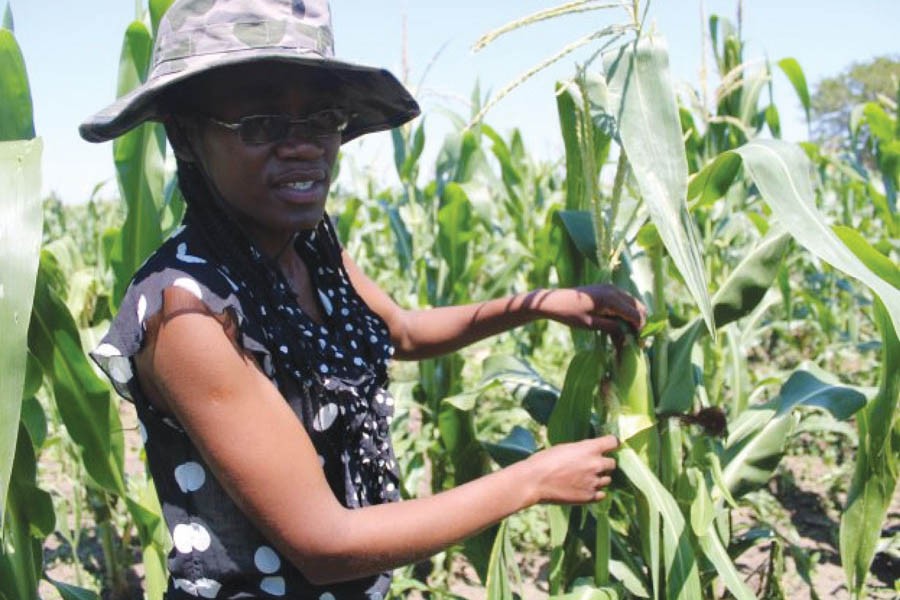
239,115,288,144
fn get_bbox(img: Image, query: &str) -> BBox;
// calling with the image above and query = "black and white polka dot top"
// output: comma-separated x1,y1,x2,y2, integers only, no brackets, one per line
90,217,400,599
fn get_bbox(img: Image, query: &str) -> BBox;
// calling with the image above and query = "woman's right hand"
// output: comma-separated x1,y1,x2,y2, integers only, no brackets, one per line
524,435,620,505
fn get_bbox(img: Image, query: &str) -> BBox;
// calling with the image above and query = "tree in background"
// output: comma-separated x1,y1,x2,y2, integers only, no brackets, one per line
811,54,900,151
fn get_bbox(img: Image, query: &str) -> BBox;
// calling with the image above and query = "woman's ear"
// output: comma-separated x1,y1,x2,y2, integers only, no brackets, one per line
164,116,199,163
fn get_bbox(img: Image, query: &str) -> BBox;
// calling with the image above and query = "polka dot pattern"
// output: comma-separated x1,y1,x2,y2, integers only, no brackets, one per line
174,461,206,493
173,522,211,553
89,220,398,597
254,545,281,574
260,576,286,596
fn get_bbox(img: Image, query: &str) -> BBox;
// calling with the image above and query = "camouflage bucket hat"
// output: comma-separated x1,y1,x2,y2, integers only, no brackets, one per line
79,0,419,143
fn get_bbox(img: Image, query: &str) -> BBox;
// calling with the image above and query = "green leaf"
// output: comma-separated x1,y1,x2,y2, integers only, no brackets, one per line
481,355,559,425
603,36,714,335
730,139,900,336
722,405,797,498
28,253,126,495
437,183,474,302
774,368,866,421
777,58,811,122
0,425,53,600
485,520,518,600
862,103,895,143
834,225,900,288
549,349,603,445
378,198,413,273
2,3,13,31
483,426,537,467
0,138,41,525
49,580,100,600
711,228,791,328
111,20,164,307
555,210,598,265
687,152,741,209
697,522,756,600
840,298,900,597
148,0,175,36
390,127,406,180
0,28,34,140
619,447,702,600
658,320,704,413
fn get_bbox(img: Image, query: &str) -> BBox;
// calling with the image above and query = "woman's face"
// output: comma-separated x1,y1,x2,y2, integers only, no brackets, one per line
177,62,342,257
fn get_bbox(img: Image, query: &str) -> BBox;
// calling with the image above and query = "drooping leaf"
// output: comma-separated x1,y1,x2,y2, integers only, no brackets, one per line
711,227,791,328
774,369,866,421
730,139,900,336
0,138,41,525
719,367,862,499
481,354,559,425
483,426,537,467
603,36,714,335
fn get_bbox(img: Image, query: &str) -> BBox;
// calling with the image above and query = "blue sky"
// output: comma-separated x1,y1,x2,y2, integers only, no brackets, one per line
8,0,899,204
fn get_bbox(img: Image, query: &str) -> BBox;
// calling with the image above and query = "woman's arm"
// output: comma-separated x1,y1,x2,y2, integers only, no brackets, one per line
342,250,647,360
136,288,619,586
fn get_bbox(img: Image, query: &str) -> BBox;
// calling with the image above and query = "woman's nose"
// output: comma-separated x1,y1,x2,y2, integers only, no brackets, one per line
274,129,326,159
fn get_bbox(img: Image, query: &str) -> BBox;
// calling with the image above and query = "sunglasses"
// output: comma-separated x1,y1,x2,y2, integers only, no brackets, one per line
205,108,351,144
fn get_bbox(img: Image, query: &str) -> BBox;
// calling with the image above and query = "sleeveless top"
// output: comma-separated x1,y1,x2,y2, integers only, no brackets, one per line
90,217,401,599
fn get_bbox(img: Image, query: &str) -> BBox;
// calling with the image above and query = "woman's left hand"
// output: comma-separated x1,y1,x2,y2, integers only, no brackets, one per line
532,285,647,339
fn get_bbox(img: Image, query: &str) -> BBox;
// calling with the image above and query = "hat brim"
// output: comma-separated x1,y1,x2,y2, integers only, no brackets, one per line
79,48,420,143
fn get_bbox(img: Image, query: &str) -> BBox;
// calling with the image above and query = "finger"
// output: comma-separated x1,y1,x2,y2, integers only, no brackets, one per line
597,457,617,473
596,475,612,488
593,490,607,502
595,434,620,453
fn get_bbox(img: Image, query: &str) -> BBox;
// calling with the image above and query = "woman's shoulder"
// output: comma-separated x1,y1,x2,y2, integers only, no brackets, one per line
91,224,267,401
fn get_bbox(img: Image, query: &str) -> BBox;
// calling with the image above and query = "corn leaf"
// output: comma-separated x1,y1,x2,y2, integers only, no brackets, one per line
777,58,810,123
728,139,900,337
549,349,604,445
618,447,702,600
0,426,53,600
838,233,900,597
28,252,126,495
602,36,714,336
485,519,518,600
0,28,33,141
697,522,755,600
111,20,164,307
437,182,474,303
710,228,791,328
0,138,41,525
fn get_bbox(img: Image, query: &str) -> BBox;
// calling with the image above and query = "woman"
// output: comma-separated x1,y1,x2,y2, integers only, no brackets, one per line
81,1,646,598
